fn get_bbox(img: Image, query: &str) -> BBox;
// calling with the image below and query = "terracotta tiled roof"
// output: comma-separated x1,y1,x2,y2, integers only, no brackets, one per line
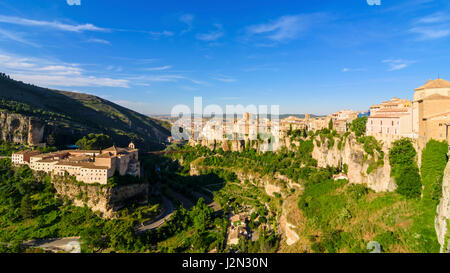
103,146,118,152
415,78,450,91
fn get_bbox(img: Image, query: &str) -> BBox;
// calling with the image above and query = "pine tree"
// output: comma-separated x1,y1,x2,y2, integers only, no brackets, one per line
20,195,33,219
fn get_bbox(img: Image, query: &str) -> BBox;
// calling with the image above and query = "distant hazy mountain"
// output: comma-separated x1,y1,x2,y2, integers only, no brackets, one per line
0,73,170,151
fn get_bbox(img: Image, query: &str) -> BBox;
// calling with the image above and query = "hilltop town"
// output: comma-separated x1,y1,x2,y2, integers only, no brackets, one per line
179,78,450,153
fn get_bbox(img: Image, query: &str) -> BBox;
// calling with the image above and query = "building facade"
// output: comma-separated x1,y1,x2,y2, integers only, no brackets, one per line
12,142,140,185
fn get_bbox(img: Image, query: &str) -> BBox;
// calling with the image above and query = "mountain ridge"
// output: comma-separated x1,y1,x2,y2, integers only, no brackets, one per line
0,73,170,151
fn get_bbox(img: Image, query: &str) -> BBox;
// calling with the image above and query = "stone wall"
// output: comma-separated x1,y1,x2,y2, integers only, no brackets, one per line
311,135,396,192
0,112,45,145
435,158,450,253
52,177,149,219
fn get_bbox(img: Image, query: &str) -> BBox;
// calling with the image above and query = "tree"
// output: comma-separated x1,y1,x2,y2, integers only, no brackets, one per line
20,194,33,219
389,138,421,198
75,133,113,150
328,119,333,130
350,117,368,137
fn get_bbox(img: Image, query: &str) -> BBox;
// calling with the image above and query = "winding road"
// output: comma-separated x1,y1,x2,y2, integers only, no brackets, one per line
137,196,175,232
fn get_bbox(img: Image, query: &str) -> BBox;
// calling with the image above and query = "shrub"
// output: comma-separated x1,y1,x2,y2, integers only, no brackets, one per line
389,139,421,199
421,140,449,205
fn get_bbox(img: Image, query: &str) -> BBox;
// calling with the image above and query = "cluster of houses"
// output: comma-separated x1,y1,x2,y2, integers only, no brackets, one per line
176,78,450,151
11,142,140,184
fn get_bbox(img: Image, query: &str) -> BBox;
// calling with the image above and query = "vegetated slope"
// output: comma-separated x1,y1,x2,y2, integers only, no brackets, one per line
0,73,170,150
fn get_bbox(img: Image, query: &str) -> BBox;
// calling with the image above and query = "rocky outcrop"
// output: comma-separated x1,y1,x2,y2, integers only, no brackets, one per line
0,112,44,145
312,135,396,192
435,159,450,253
52,178,149,219
191,138,275,153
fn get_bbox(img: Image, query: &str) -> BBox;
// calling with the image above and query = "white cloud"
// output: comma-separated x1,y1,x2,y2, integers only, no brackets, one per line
416,12,449,24
87,38,111,45
148,30,174,39
246,14,326,42
180,14,194,33
0,28,39,47
196,24,223,41
342,68,366,72
382,59,415,71
0,14,107,32
144,65,172,71
411,12,450,40
410,27,450,40
12,74,129,88
0,52,129,88
131,74,208,86
66,0,81,6
212,74,237,83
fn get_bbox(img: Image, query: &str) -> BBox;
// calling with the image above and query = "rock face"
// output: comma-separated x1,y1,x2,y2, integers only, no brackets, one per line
312,135,396,192
0,112,44,145
435,159,450,253
52,178,149,219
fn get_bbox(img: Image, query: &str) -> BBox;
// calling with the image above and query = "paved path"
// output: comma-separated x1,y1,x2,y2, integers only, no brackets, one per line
137,196,174,232
23,237,81,253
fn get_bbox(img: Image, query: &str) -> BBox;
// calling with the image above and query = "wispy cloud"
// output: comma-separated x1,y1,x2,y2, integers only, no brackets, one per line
246,13,327,43
0,27,39,47
410,12,450,40
131,74,207,86
416,12,449,24
86,38,111,45
196,24,224,41
410,27,450,40
66,0,81,6
0,52,129,88
212,74,237,83
0,14,107,32
148,30,174,39
342,68,366,73
144,65,172,71
180,14,194,33
382,59,415,71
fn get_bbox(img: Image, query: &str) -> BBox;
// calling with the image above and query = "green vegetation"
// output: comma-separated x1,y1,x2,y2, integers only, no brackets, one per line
0,141,20,156
350,116,368,137
0,158,160,253
296,176,437,253
421,140,448,204
75,133,114,150
389,138,421,199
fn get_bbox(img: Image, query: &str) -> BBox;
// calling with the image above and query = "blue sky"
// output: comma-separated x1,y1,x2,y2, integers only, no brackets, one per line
0,0,449,115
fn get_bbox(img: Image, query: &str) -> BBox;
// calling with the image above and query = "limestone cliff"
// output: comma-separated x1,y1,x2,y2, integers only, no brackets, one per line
435,159,450,253
311,135,396,192
52,178,149,219
0,112,44,145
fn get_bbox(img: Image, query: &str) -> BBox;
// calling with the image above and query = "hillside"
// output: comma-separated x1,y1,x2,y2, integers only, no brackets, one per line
0,73,170,151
